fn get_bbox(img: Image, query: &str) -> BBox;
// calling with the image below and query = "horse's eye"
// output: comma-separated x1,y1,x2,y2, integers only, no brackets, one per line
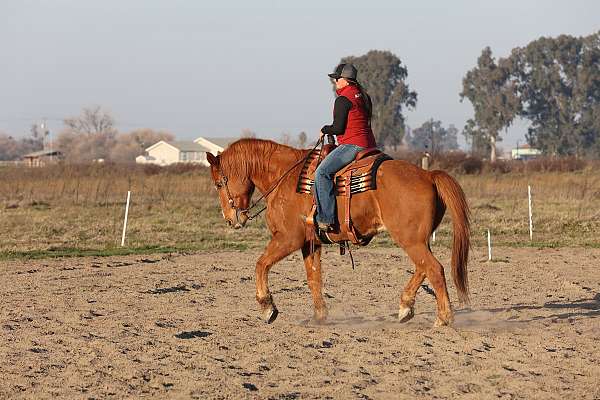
215,183,222,189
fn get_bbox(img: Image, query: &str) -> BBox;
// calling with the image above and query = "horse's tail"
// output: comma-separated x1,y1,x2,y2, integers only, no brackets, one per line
431,170,471,306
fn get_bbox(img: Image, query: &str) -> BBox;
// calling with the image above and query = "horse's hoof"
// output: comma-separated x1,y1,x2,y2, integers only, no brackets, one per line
433,316,451,327
264,306,279,324
398,305,414,323
312,310,328,325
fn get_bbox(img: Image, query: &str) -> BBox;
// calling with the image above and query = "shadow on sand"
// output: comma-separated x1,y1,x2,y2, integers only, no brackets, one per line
455,293,600,326
298,293,599,329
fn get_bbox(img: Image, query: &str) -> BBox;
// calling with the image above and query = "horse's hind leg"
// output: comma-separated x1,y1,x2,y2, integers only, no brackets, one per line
404,244,453,326
301,243,327,323
398,267,426,323
255,235,297,324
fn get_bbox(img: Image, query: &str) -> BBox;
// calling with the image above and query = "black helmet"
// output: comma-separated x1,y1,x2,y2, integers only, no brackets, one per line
328,63,358,80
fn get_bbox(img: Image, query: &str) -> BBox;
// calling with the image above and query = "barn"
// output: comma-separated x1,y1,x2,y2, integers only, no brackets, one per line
22,149,63,167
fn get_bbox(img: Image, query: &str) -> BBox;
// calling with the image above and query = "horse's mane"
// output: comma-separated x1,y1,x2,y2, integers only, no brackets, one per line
219,138,307,178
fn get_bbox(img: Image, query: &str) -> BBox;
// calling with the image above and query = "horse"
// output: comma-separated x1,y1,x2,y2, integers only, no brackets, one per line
206,138,470,327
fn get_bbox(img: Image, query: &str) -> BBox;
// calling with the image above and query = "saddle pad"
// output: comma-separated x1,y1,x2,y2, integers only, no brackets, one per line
296,151,392,196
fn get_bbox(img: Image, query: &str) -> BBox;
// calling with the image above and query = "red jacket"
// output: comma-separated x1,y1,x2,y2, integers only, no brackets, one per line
336,85,376,148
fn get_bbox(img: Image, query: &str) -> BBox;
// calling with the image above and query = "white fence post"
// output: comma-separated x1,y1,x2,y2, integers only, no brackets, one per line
528,185,533,241
121,191,131,247
487,229,492,261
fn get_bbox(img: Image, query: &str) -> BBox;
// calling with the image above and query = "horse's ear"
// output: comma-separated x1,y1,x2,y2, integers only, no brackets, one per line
206,152,219,166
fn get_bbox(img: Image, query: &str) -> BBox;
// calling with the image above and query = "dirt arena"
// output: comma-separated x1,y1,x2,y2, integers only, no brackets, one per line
0,246,598,399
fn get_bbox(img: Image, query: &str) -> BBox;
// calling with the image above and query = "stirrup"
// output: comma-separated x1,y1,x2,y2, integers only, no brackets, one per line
317,221,335,232
301,205,317,227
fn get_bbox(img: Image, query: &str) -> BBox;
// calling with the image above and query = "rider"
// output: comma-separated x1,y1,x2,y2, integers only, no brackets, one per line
314,63,377,231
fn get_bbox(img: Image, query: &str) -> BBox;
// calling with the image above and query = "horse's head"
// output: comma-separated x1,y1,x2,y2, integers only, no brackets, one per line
206,152,255,229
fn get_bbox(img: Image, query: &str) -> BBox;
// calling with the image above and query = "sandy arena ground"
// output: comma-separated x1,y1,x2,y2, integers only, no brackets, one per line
0,246,598,399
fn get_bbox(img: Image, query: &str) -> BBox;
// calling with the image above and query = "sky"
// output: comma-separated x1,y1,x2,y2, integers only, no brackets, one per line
1,0,598,150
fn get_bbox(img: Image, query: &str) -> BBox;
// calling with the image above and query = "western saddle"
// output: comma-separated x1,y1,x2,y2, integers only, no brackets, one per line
296,141,392,247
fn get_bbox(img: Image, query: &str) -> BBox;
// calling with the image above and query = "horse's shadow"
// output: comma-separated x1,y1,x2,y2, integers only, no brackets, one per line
456,292,600,323
299,293,599,328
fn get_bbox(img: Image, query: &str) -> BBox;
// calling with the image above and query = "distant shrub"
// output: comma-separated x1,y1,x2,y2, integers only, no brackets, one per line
386,149,597,175
461,157,483,174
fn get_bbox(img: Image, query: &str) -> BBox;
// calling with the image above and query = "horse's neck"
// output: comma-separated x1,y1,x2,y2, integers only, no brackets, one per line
249,147,304,194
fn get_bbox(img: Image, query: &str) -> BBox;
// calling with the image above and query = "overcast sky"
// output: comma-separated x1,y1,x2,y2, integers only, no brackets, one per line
1,0,598,149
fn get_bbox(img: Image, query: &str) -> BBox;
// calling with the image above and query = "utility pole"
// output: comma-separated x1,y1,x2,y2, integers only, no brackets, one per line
40,118,51,161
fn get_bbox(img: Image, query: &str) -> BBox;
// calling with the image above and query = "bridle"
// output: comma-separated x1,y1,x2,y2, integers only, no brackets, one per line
215,168,251,227
214,136,325,226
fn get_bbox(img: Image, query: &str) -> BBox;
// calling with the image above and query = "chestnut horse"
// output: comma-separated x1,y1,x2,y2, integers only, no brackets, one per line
206,138,470,327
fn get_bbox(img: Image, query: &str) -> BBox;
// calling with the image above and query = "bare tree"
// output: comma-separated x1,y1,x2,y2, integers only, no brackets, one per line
110,128,174,163
58,106,118,162
0,130,43,161
241,128,257,138
297,131,307,148
64,106,116,136
279,132,291,145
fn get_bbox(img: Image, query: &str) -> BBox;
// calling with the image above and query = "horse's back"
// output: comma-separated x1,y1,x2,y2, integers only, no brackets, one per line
376,159,436,194
373,160,439,232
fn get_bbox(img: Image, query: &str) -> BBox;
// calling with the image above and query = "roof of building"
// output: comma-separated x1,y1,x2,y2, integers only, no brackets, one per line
165,141,211,152
145,137,239,153
201,137,238,149
23,149,62,158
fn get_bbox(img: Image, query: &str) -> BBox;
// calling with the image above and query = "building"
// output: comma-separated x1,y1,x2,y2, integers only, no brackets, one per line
136,137,235,166
22,149,63,167
511,143,542,160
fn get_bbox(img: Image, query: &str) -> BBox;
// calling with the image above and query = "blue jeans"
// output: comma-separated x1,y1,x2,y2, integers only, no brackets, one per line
314,144,364,225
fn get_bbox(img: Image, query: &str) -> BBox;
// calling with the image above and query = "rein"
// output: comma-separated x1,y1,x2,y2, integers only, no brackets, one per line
218,136,325,223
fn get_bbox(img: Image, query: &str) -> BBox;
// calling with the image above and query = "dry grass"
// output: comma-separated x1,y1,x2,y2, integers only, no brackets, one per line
0,163,598,259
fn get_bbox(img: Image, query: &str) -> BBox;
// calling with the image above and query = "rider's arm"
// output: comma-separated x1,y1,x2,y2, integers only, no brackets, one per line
321,96,352,136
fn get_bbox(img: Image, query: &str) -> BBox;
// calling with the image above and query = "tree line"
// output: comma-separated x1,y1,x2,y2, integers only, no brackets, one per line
0,106,173,162
335,32,599,159
461,31,600,160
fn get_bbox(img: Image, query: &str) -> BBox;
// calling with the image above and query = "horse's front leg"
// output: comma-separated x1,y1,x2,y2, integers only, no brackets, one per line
301,242,328,323
255,235,297,324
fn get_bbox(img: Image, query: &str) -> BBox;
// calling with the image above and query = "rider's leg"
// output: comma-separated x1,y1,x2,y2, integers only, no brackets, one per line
314,144,363,226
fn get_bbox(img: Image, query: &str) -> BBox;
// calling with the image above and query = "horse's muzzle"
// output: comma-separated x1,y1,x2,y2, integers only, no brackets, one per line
226,216,247,229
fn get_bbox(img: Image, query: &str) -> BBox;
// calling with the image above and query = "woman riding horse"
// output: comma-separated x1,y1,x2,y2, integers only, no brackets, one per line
205,65,470,327
314,63,377,232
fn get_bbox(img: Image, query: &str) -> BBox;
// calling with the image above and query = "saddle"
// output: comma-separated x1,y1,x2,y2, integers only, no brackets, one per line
296,144,392,247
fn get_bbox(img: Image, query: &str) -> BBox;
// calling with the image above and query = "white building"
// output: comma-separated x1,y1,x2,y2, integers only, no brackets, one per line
136,137,235,166
511,143,542,160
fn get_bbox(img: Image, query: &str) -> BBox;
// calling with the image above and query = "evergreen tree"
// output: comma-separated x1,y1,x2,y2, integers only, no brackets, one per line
408,119,459,153
338,50,417,149
510,32,600,157
461,47,520,162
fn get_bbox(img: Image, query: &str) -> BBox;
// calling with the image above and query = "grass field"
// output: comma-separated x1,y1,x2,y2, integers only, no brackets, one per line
1,163,599,260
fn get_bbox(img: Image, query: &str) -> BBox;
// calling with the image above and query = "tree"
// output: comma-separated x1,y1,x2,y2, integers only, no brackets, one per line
408,119,459,153
64,105,116,136
58,106,117,162
509,32,600,157
338,50,417,149
110,128,174,163
0,130,43,161
279,132,291,145
461,47,520,162
240,128,257,138
462,119,488,157
297,131,307,148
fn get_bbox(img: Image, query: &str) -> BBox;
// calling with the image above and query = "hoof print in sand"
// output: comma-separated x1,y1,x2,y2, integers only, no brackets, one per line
175,330,212,339
148,285,190,295
242,383,258,391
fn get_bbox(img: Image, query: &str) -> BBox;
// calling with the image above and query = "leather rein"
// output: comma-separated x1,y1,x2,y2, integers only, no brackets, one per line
215,136,325,225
